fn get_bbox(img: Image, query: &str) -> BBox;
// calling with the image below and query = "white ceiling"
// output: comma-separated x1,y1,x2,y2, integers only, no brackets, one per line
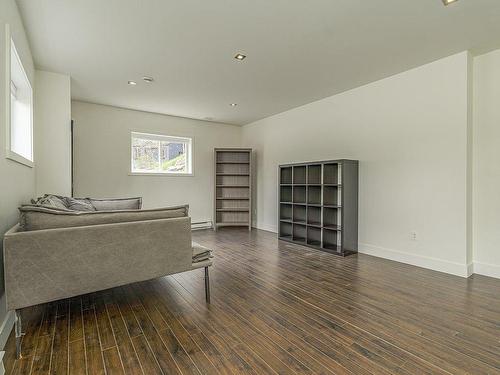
16,0,500,125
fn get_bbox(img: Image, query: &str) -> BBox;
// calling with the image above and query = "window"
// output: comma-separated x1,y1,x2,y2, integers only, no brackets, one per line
7,36,33,166
131,132,193,175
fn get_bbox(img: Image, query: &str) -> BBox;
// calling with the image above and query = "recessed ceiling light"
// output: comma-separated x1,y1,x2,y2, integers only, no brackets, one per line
230,103,238,107
127,80,137,85
234,53,246,61
143,76,154,83
442,0,458,5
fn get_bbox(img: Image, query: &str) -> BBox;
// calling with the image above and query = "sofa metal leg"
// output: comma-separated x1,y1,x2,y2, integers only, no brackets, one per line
15,309,24,359
204,266,211,304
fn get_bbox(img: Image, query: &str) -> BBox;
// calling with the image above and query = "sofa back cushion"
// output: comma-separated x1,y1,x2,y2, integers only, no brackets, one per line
65,197,96,211
31,195,142,211
89,197,142,211
31,194,69,210
19,204,188,231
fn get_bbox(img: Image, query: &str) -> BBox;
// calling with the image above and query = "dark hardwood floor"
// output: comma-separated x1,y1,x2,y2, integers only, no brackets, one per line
3,228,500,374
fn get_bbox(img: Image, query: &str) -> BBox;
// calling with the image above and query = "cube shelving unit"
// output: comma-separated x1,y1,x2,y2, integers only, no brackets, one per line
278,159,358,256
214,148,252,230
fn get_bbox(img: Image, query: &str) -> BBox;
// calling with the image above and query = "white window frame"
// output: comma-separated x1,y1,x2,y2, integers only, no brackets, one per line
129,131,194,176
5,24,34,168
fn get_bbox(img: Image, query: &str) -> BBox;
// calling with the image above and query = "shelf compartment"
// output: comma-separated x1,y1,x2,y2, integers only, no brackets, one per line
323,228,341,253
308,164,322,184
217,199,249,210
307,186,322,205
323,163,339,185
216,173,249,176
293,205,307,224
216,151,250,164
216,208,248,212
279,221,293,240
323,185,340,206
216,211,249,224
293,186,306,203
280,186,292,203
293,224,307,243
293,166,306,184
216,175,249,187
307,226,322,247
280,167,292,185
216,163,249,174
216,187,249,199
323,207,340,227
307,206,322,226
280,203,293,221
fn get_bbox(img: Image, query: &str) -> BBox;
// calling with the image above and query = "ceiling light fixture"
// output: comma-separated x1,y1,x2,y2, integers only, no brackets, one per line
143,76,154,83
234,53,246,61
230,103,238,107
442,0,458,5
127,80,137,85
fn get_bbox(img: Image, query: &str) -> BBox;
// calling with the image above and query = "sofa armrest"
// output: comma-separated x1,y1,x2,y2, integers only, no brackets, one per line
3,217,192,311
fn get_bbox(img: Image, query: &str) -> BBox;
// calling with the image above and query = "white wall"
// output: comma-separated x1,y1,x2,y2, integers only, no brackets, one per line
72,101,241,223
472,49,500,279
243,52,472,277
34,70,72,197
0,0,36,348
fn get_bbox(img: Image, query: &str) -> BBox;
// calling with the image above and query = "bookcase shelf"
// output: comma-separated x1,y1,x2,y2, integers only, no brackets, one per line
214,148,252,230
278,159,358,256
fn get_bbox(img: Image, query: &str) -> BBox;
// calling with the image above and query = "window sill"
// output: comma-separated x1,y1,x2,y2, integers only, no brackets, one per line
6,150,34,168
129,172,194,177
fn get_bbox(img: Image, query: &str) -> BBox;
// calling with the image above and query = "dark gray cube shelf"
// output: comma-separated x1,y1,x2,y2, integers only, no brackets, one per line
278,159,358,256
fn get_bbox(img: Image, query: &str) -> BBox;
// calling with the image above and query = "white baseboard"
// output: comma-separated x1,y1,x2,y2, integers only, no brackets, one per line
472,262,500,279
0,311,14,351
358,242,470,277
254,222,277,234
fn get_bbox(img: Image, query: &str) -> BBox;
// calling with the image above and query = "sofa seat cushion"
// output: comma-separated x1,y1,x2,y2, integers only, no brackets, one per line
192,241,213,263
18,204,189,231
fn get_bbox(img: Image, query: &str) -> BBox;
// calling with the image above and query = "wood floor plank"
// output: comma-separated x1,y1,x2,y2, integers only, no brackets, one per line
68,339,86,375
94,296,116,350
82,308,105,375
30,335,53,375
130,335,163,375
103,347,125,375
113,288,143,338
105,301,144,375
68,298,83,343
123,287,182,375
19,305,44,358
49,313,69,375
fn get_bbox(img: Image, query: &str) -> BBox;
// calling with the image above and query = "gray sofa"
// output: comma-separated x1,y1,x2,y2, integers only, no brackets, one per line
3,195,212,358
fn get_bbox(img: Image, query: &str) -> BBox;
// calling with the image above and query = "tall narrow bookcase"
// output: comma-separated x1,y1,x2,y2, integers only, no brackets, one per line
278,159,358,256
214,148,252,230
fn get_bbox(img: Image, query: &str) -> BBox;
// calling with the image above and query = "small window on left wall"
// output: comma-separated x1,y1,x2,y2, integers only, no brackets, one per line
7,34,33,166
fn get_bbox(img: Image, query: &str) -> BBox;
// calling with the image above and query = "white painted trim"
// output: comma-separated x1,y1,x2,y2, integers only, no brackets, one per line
0,311,14,351
128,172,193,177
466,262,474,277
6,149,34,168
255,223,278,234
358,242,470,277
0,350,5,375
472,262,500,279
